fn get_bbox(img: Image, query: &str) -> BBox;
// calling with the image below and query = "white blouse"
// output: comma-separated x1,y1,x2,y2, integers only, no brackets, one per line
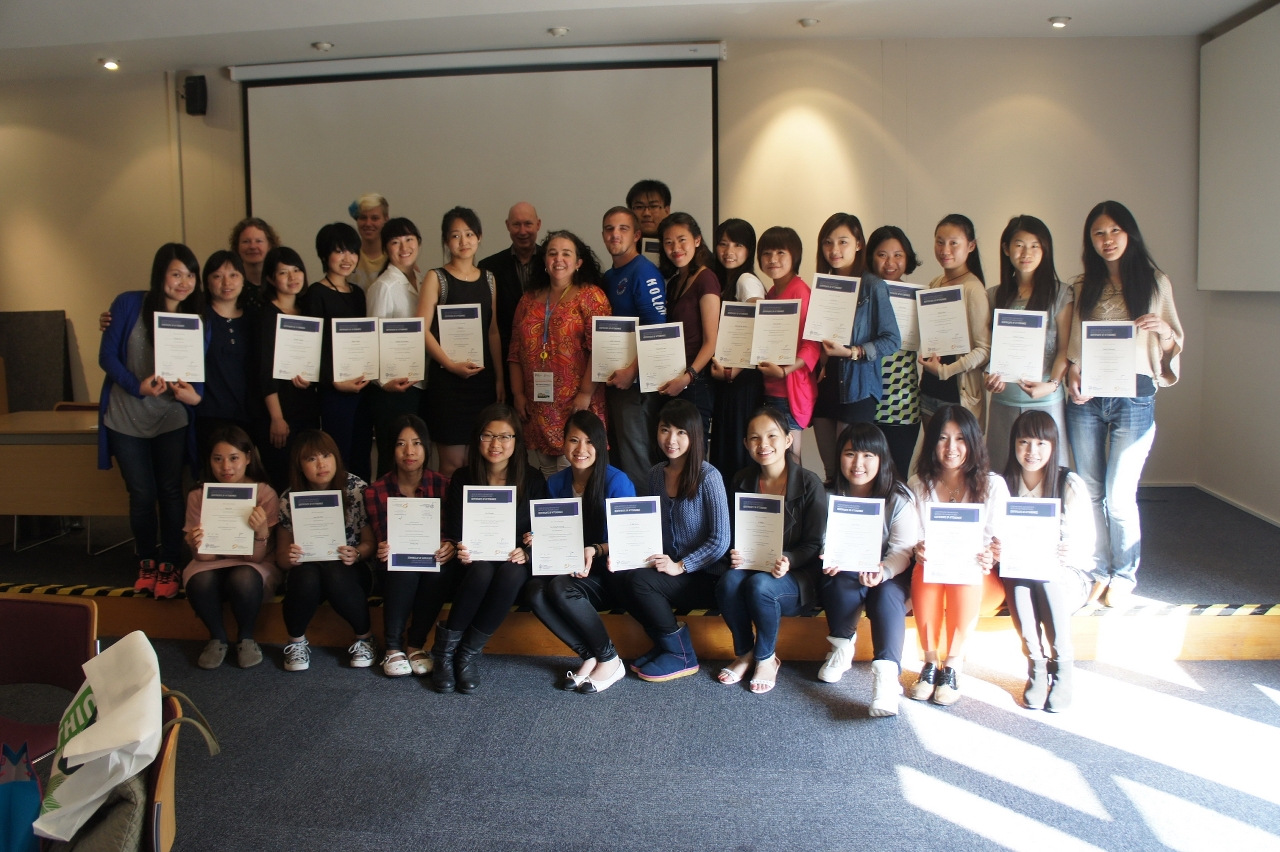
366,265,424,389
1014,471,1096,578
907,471,1010,548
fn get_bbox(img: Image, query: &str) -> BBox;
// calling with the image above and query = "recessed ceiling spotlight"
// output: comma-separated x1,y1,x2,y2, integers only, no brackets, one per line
99,58,120,70
548,27,569,37
798,18,820,28
1049,16,1071,28
311,41,333,52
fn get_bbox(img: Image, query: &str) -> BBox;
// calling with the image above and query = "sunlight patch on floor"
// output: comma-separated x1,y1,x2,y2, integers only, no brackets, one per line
1114,776,1280,851
1255,683,1280,709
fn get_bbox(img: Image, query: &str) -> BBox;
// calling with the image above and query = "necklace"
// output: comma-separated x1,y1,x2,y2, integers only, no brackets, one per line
941,481,965,503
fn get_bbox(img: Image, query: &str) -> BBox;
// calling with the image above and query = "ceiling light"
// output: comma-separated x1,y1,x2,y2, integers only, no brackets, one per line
1049,16,1071,28
99,58,120,70
798,18,820,28
311,41,333,52
548,27,569,37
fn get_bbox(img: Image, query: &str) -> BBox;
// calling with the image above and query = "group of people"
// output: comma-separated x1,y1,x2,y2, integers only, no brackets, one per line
95,180,1183,714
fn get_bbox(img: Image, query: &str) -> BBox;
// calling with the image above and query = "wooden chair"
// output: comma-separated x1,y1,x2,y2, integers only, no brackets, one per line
146,690,219,852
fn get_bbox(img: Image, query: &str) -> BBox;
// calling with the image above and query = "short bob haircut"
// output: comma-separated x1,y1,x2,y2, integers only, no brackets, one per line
1002,410,1065,499
815,212,867,276
202,425,269,486
378,218,422,274
626,179,671,209
288,429,352,512
915,403,991,503
864,225,921,277
229,217,280,255
261,246,308,302
756,226,804,276
144,243,203,343
314,222,361,271
656,399,706,502
201,250,250,309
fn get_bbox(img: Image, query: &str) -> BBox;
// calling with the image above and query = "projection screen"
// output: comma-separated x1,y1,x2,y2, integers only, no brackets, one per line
244,64,716,269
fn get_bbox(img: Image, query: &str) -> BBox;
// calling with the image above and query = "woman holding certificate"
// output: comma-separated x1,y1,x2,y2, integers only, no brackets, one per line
984,216,1073,471
709,218,765,481
812,213,902,486
616,400,729,683
257,247,321,493
276,430,377,673
182,427,279,670
756,227,821,452
716,407,826,694
98,243,206,599
507,231,611,478
195,250,262,459
869,227,926,479
907,404,1007,706
433,404,546,694
526,410,637,694
417,207,504,478
918,215,991,429
816,423,918,716
1065,201,1183,608
363,415,457,678
655,213,721,432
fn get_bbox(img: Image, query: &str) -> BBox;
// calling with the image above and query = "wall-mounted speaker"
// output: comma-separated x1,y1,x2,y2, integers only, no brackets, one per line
183,75,207,116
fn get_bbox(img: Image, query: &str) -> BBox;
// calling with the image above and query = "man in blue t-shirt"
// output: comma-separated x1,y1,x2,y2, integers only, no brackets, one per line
601,206,667,494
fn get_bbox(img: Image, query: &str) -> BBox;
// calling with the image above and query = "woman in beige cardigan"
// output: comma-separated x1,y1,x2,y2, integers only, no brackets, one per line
918,214,992,431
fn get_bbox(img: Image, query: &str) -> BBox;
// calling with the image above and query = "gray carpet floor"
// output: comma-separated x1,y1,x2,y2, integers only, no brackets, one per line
5,640,1280,851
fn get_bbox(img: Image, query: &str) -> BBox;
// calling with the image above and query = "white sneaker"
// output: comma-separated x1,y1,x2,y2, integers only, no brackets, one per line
869,659,902,716
349,638,376,668
283,639,310,672
817,635,855,683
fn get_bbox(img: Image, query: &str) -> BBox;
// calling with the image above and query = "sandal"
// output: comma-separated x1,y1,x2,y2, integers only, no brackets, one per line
382,651,412,677
717,652,753,685
749,655,781,694
406,649,432,676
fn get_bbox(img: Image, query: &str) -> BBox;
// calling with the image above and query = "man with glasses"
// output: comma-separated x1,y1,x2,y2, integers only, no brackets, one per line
626,180,671,270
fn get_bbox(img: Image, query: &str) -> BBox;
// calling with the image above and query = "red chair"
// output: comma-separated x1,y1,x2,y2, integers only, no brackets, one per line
0,596,97,760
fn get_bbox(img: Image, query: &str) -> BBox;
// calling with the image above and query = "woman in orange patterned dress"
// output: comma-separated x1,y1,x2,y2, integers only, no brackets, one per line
508,230,612,477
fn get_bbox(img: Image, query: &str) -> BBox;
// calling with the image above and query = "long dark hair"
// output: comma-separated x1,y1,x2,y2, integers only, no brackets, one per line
1001,410,1066,500
564,410,609,541
865,226,921,277
834,422,901,498
713,218,758,299
935,214,985,284
657,212,716,282
288,429,351,512
1078,200,1161,317
539,230,604,288
915,404,990,503
657,399,706,501
378,218,422,275
816,212,867,276
994,215,1060,313
389,414,430,474
201,250,250,311
144,243,203,344
202,425,269,485
261,246,307,304
466,403,529,502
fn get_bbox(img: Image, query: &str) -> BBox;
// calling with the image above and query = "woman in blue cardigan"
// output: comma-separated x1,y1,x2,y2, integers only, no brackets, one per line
614,399,730,683
98,243,207,598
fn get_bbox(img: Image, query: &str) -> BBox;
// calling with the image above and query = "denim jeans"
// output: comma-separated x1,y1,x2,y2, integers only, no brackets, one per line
715,569,803,660
1065,395,1156,590
107,426,187,564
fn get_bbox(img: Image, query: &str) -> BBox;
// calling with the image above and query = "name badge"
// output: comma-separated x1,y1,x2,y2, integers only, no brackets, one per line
533,371,555,402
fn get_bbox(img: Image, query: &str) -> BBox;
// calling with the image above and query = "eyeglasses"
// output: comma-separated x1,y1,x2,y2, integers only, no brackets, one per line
479,433,516,443
631,203,667,212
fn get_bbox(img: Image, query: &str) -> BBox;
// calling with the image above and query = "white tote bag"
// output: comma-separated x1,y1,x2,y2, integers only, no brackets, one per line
32,630,163,842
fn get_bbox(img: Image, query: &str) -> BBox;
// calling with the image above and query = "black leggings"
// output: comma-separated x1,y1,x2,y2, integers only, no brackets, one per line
381,563,459,651
282,560,372,638
877,421,920,481
526,562,618,661
445,560,530,636
615,567,718,635
185,565,265,643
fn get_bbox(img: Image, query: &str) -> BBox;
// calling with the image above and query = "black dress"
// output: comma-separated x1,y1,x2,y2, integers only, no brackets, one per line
257,302,322,493
426,268,499,445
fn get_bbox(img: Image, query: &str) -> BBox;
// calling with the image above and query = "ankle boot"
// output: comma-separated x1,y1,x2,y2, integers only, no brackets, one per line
1045,660,1074,712
628,628,664,673
430,623,463,693
454,626,492,694
1023,659,1050,709
636,622,699,682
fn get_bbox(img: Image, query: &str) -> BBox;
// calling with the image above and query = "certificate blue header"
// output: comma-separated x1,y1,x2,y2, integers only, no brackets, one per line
382,320,421,334
639,325,681,341
596,318,636,333
157,315,199,330
919,289,962,306
833,500,881,516
1086,325,1133,339
467,490,513,503
886,283,921,300
610,501,656,515
534,502,579,517
207,486,254,500
293,494,340,509
335,320,376,333
1006,501,1057,518
758,302,798,316
739,496,781,513
997,313,1044,329
392,553,437,568
281,317,321,333
814,275,858,294
440,306,479,320
723,304,756,319
929,506,980,523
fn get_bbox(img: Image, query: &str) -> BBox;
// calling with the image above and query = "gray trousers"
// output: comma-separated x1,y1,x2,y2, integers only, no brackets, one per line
607,383,661,495
1002,568,1091,662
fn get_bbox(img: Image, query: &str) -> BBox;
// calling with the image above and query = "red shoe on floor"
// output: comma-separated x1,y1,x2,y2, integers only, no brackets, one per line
133,559,158,594
153,563,180,599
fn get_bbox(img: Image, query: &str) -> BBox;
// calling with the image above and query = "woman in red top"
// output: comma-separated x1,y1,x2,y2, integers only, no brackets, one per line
756,226,820,456
655,212,721,437
508,231,611,478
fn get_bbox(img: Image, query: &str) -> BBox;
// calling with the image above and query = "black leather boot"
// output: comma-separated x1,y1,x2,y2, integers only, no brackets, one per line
455,626,493,694
430,623,463,693
1023,659,1050,709
1045,660,1074,712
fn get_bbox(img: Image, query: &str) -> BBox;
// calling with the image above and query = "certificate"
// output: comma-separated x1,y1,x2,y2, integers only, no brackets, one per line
387,497,441,571
635,322,686,393
378,317,426,383
288,490,346,562
734,493,784,572
1080,321,1137,398
989,309,1048,382
462,486,517,562
591,316,638,382
922,502,985,584
640,238,664,270
197,483,257,556
750,299,801,366
436,304,485,365
916,285,971,357
802,274,859,343
272,315,322,382
530,498,584,576
153,312,204,382
822,496,884,573
605,496,662,571
998,498,1061,581
886,282,924,351
715,302,757,370
331,319,379,382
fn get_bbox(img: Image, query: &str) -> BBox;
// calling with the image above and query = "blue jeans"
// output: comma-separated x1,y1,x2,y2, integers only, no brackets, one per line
715,569,803,660
107,426,187,564
1065,395,1156,590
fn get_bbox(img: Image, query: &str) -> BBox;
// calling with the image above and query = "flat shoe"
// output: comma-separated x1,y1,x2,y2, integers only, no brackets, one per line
198,639,227,670
717,667,743,685
406,649,433,676
381,651,412,677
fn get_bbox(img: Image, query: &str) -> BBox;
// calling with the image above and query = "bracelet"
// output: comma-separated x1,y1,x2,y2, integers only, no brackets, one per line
254,535,268,542
685,367,698,381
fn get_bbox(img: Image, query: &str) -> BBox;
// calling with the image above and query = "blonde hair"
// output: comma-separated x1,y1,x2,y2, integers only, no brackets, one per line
352,193,389,218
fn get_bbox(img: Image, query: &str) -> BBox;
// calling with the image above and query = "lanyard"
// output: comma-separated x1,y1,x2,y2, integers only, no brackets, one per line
541,286,571,360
